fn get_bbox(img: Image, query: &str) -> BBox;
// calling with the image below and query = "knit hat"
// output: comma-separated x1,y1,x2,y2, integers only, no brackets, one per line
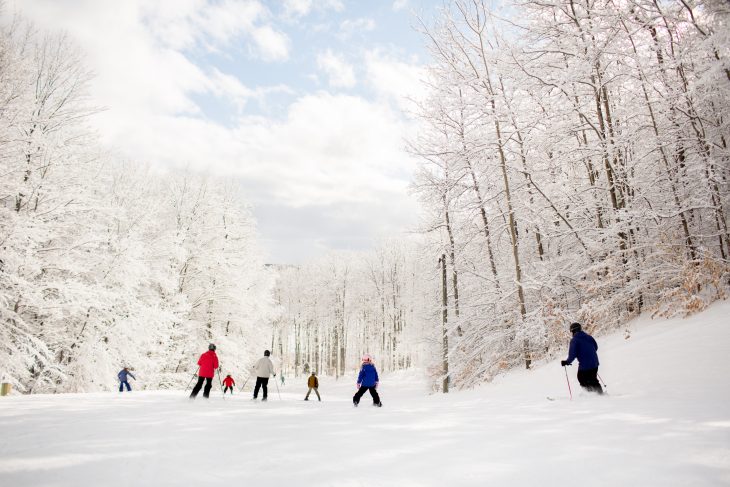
569,323,582,334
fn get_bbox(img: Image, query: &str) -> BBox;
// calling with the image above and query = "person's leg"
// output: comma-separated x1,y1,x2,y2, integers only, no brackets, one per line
261,378,269,400
203,377,213,398
586,368,603,394
305,387,311,400
577,369,603,393
119,382,123,392
315,388,321,401
254,377,262,398
124,381,131,392
353,386,368,405
190,376,205,398
368,387,381,405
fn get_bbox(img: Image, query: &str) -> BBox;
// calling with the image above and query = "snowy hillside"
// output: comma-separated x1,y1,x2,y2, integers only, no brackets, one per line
1,302,729,487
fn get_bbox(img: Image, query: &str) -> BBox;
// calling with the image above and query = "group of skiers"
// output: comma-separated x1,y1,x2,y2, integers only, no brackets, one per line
117,322,604,401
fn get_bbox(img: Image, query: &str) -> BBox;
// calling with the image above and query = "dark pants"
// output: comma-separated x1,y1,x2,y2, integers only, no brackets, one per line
253,377,269,399
577,368,603,394
305,387,321,400
119,381,131,392
190,376,213,398
353,386,380,405
224,386,233,394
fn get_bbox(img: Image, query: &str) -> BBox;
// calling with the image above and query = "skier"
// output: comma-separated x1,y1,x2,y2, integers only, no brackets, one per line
304,371,321,401
353,354,382,407
280,373,285,386
252,350,276,401
561,322,603,394
190,343,220,399
117,367,135,392
222,374,235,394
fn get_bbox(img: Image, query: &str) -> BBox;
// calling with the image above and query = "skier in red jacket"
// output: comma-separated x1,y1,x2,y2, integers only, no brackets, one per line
222,374,235,394
190,344,220,399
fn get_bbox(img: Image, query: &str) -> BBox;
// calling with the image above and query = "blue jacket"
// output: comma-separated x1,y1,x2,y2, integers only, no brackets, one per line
118,369,135,382
565,331,599,370
357,363,379,387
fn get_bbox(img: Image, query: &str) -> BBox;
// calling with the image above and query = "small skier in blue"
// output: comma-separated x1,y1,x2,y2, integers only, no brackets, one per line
353,354,382,407
118,367,136,392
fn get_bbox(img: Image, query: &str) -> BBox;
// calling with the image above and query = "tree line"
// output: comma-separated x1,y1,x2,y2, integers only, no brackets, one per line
0,18,274,393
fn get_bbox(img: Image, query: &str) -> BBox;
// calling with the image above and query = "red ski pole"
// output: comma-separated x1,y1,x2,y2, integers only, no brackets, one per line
563,365,573,401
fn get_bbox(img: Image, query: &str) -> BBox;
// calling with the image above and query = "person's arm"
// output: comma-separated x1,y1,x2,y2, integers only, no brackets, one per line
213,355,219,371
374,367,379,387
130,372,136,380
591,336,598,351
565,337,577,364
357,368,365,387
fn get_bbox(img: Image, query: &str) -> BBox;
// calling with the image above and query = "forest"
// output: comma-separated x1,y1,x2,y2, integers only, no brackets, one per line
1,0,728,393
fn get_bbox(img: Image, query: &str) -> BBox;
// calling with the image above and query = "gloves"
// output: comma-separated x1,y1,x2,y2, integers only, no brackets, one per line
375,382,379,389
561,360,569,366
273,373,276,377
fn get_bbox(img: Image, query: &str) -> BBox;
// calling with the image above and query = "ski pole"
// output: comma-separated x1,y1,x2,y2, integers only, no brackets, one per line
563,365,573,401
239,373,251,393
217,369,225,399
274,375,282,401
184,367,199,393
597,373,607,389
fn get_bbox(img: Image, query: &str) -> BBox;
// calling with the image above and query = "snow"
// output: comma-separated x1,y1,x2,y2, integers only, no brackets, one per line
1,302,729,486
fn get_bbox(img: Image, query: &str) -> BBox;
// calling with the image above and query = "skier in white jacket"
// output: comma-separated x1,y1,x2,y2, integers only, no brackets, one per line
252,350,276,401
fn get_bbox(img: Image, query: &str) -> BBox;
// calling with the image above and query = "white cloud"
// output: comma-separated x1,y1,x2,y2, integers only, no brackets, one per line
365,50,428,111
316,50,356,88
250,25,291,61
283,0,344,19
393,0,409,11
339,18,376,39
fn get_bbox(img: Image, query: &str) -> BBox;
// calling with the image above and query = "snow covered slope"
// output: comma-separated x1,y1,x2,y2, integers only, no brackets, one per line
1,302,729,487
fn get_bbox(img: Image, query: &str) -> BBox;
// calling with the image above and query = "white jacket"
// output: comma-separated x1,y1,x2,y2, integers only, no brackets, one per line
254,357,275,378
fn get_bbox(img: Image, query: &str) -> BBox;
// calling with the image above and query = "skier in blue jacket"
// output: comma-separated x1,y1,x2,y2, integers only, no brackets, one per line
561,323,603,394
353,354,382,407
118,367,136,392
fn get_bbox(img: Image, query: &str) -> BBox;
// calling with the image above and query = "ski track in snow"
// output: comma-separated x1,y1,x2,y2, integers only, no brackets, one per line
1,302,729,486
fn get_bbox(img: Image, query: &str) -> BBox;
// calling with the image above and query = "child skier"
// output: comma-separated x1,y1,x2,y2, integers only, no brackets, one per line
117,367,135,392
304,372,321,401
222,374,235,394
190,343,219,399
353,354,382,407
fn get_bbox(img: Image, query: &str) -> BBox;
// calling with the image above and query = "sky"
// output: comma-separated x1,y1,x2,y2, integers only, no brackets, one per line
7,0,442,264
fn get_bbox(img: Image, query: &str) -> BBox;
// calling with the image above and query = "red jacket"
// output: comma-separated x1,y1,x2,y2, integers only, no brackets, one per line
223,376,235,387
197,350,219,378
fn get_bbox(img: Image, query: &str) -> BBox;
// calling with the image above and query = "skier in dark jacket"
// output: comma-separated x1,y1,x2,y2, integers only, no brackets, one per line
118,367,135,392
190,344,220,399
353,354,382,407
561,323,603,394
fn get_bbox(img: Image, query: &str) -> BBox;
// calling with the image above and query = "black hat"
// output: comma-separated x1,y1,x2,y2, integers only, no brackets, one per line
264,350,270,356
209,343,216,351
569,323,582,334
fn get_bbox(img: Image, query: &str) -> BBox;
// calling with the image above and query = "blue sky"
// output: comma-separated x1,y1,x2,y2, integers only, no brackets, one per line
10,0,442,263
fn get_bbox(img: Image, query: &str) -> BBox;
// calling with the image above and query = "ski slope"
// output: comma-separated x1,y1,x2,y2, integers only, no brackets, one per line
1,302,729,487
